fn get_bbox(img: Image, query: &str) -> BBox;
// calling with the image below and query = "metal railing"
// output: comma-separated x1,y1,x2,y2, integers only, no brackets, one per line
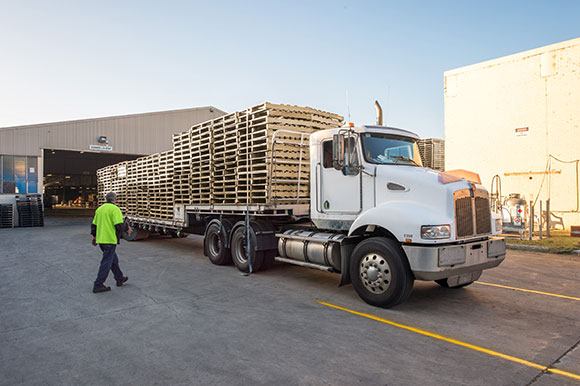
268,130,310,204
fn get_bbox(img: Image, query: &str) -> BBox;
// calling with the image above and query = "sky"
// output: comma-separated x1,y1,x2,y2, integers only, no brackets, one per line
0,0,579,138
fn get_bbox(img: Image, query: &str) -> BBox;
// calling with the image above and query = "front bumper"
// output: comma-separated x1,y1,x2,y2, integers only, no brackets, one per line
402,237,506,281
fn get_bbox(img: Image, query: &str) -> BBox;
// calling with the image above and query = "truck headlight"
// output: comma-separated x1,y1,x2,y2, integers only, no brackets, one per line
421,225,451,239
494,218,502,233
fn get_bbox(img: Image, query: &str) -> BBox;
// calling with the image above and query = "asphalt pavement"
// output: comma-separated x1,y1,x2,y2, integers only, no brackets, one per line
1,217,579,386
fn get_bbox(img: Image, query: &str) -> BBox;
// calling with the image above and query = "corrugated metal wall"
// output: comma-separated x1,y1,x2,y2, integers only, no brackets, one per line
0,107,226,156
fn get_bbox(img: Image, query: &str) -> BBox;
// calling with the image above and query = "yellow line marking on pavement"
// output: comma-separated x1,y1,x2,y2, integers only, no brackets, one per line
475,281,580,302
318,301,580,382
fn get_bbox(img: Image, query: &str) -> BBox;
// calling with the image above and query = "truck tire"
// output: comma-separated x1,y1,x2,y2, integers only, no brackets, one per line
204,222,232,265
349,237,414,308
230,224,264,273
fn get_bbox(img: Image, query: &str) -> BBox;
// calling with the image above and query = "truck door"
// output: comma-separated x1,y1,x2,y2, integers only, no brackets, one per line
319,139,361,214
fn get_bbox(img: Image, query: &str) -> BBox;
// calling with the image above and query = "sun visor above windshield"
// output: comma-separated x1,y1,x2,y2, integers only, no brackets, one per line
438,169,482,185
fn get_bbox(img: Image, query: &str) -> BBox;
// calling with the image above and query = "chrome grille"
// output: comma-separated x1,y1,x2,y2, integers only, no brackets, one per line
455,196,474,237
454,188,491,238
475,196,492,234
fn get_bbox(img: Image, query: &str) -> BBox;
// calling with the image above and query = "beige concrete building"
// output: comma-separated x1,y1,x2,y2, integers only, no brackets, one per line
0,106,225,209
445,37,580,229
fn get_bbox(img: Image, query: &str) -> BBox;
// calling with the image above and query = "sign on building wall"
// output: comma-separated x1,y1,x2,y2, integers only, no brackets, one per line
515,127,529,137
89,145,113,151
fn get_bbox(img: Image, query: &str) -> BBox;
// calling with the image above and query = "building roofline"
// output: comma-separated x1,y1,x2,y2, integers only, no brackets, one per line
444,36,580,77
0,106,227,131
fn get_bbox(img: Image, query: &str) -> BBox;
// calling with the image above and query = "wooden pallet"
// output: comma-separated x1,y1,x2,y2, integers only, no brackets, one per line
97,102,343,210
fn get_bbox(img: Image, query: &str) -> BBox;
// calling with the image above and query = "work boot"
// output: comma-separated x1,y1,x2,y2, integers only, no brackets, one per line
93,285,111,293
116,276,129,287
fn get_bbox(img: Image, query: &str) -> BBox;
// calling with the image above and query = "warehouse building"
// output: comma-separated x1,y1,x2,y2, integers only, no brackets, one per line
0,106,225,215
444,37,580,229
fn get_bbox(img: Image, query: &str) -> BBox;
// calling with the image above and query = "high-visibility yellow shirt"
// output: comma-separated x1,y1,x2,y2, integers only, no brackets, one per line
92,203,124,244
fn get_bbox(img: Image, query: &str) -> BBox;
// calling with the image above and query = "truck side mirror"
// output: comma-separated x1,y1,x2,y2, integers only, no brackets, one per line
332,134,344,170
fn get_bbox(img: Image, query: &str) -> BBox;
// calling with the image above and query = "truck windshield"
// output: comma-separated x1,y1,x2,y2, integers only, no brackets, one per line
360,133,423,166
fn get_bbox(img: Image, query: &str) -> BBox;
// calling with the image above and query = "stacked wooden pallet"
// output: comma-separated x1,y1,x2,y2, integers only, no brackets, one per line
190,120,213,204
418,138,445,171
126,160,139,215
112,162,129,213
96,163,129,212
97,102,343,214
150,151,174,219
96,165,116,207
0,203,15,228
172,131,192,205
16,195,44,227
174,102,343,205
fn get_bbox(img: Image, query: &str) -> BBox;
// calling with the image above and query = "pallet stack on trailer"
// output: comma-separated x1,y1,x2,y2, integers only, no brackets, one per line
173,102,344,205
156,151,174,219
172,131,191,206
96,102,343,220
189,120,212,204
126,161,138,215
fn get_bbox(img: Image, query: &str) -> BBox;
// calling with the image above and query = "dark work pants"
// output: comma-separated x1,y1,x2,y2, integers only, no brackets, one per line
94,244,124,288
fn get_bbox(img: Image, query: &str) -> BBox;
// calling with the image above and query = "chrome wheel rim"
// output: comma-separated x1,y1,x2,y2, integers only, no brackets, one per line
208,231,221,257
233,235,247,264
359,253,391,294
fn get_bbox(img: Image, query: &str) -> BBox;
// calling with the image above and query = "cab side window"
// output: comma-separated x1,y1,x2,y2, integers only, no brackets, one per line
322,141,333,168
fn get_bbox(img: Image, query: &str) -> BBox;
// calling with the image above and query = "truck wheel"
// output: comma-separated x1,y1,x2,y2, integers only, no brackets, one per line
230,224,264,273
204,222,232,265
435,279,474,288
349,237,414,308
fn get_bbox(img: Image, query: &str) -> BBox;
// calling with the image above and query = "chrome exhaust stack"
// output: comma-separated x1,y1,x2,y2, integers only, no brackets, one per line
374,100,383,126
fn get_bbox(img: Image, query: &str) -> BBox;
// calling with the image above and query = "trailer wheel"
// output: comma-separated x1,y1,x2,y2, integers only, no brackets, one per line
349,237,414,308
204,222,232,265
230,224,264,273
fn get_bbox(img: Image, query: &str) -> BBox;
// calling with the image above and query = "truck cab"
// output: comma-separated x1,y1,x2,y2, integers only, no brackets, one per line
278,125,506,307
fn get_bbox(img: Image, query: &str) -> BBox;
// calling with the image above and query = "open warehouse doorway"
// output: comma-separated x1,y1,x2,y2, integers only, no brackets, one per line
43,149,142,215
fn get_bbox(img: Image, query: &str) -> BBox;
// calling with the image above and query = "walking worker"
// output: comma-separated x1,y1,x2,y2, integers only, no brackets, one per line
91,192,132,293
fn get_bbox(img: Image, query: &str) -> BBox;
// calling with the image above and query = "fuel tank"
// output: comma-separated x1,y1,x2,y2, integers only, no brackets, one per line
277,230,345,271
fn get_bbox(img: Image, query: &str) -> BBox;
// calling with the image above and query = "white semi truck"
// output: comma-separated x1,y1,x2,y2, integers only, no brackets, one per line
112,103,506,308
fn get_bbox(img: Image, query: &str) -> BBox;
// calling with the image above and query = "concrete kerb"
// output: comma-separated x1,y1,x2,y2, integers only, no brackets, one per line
507,243,580,255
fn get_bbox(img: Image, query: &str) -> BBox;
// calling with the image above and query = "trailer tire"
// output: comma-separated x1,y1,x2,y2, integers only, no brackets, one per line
349,237,414,308
204,222,232,265
230,224,264,273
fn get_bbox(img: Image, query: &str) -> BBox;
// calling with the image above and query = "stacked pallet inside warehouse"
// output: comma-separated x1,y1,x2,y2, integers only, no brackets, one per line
418,138,445,171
